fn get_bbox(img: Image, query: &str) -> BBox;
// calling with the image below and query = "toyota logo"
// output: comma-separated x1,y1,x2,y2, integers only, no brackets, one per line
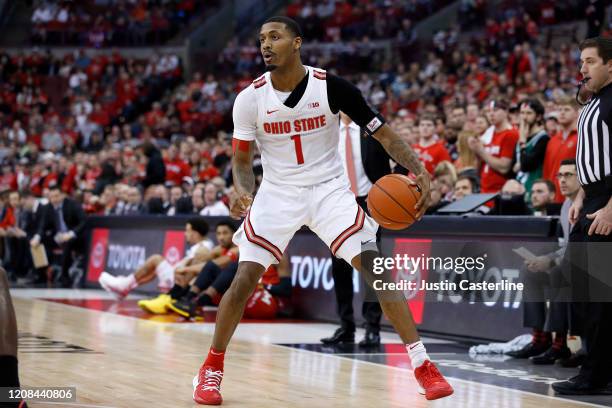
92,242,105,269
166,246,180,264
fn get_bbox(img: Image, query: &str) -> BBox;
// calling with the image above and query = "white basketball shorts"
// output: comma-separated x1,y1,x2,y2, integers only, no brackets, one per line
155,260,175,291
233,175,378,269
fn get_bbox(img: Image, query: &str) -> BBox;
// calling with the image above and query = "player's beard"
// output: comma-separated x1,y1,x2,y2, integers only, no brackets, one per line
265,64,278,72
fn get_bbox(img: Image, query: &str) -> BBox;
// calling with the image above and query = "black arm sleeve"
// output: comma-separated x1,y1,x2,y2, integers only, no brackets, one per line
327,73,385,135
520,135,549,172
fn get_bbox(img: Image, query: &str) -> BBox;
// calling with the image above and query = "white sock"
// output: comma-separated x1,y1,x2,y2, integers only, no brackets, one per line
123,274,138,291
407,341,430,369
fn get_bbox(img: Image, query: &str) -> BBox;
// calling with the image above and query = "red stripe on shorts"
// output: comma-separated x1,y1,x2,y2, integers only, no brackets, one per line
330,206,365,256
244,212,283,262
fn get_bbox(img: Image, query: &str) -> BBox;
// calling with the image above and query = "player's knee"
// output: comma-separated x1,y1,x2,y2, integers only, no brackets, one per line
230,264,264,298
151,254,164,265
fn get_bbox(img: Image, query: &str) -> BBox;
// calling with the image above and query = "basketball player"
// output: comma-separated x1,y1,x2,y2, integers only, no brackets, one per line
98,217,213,302
193,16,453,405
138,221,238,315
0,267,27,407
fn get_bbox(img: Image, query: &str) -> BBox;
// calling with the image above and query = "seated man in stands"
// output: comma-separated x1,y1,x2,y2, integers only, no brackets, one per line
508,160,580,365
169,252,292,319
98,217,213,299
139,221,239,314
453,174,478,201
529,179,560,216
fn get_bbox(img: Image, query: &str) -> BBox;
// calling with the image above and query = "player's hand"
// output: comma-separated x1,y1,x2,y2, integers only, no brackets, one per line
411,172,431,220
230,192,253,219
586,206,612,236
568,197,583,225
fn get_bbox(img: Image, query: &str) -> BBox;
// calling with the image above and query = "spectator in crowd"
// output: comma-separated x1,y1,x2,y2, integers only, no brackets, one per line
166,186,184,216
5,192,39,281
31,186,86,287
494,179,530,215
191,186,205,213
140,142,166,189
454,130,480,175
530,179,558,216
509,159,581,365
469,99,519,194
412,114,451,175
124,187,144,215
433,161,457,204
199,183,229,216
453,174,478,201
542,97,579,203
164,144,190,186
98,217,213,301
514,98,549,200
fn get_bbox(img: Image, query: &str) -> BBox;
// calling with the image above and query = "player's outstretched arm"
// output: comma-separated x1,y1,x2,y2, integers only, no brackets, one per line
231,139,256,218
373,124,431,218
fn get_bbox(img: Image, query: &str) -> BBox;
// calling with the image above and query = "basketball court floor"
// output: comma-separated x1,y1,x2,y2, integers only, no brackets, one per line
10,289,612,408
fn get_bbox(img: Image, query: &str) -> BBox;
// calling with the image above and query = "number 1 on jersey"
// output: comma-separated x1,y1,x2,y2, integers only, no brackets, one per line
291,134,304,164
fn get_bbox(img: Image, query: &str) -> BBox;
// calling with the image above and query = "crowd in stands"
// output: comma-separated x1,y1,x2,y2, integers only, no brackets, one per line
31,0,202,46
1,1,610,284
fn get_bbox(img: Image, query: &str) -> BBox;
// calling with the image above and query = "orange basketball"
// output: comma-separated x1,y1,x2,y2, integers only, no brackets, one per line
367,174,421,230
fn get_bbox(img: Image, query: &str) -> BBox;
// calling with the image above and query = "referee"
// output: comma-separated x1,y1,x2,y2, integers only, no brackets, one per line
553,37,612,395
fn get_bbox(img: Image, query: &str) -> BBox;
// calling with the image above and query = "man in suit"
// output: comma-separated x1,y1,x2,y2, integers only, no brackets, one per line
321,112,386,347
30,185,86,287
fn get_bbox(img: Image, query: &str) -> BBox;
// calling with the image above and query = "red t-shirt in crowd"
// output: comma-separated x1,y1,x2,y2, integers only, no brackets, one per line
543,129,577,203
198,166,219,183
412,140,451,175
164,158,191,186
480,128,519,193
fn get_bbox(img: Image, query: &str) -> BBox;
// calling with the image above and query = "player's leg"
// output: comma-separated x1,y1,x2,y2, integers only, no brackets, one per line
310,176,453,400
0,267,27,407
99,254,164,298
351,250,453,399
193,181,305,405
211,261,265,349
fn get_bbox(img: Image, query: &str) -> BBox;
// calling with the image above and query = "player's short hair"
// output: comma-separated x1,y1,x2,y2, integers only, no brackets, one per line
580,36,612,63
532,178,556,194
187,217,210,237
216,220,237,233
263,16,303,38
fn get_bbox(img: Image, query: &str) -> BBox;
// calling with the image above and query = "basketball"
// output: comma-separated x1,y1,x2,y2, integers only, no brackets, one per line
367,174,422,230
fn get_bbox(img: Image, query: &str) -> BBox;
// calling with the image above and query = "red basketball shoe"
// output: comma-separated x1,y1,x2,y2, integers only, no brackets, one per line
414,360,454,400
193,365,224,405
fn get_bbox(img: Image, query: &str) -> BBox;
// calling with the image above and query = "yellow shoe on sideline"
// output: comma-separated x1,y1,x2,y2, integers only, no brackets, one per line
138,294,173,314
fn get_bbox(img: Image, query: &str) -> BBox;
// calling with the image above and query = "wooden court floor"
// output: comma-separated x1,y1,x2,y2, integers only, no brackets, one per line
13,296,610,408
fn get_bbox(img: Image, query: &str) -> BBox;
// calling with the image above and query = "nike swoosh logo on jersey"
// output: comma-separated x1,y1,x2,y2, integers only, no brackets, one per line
267,109,279,115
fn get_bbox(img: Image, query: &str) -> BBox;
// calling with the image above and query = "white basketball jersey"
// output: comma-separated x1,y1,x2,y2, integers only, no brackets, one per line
247,66,343,186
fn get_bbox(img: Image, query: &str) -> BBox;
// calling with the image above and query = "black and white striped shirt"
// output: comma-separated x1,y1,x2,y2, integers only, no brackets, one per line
577,83,612,185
